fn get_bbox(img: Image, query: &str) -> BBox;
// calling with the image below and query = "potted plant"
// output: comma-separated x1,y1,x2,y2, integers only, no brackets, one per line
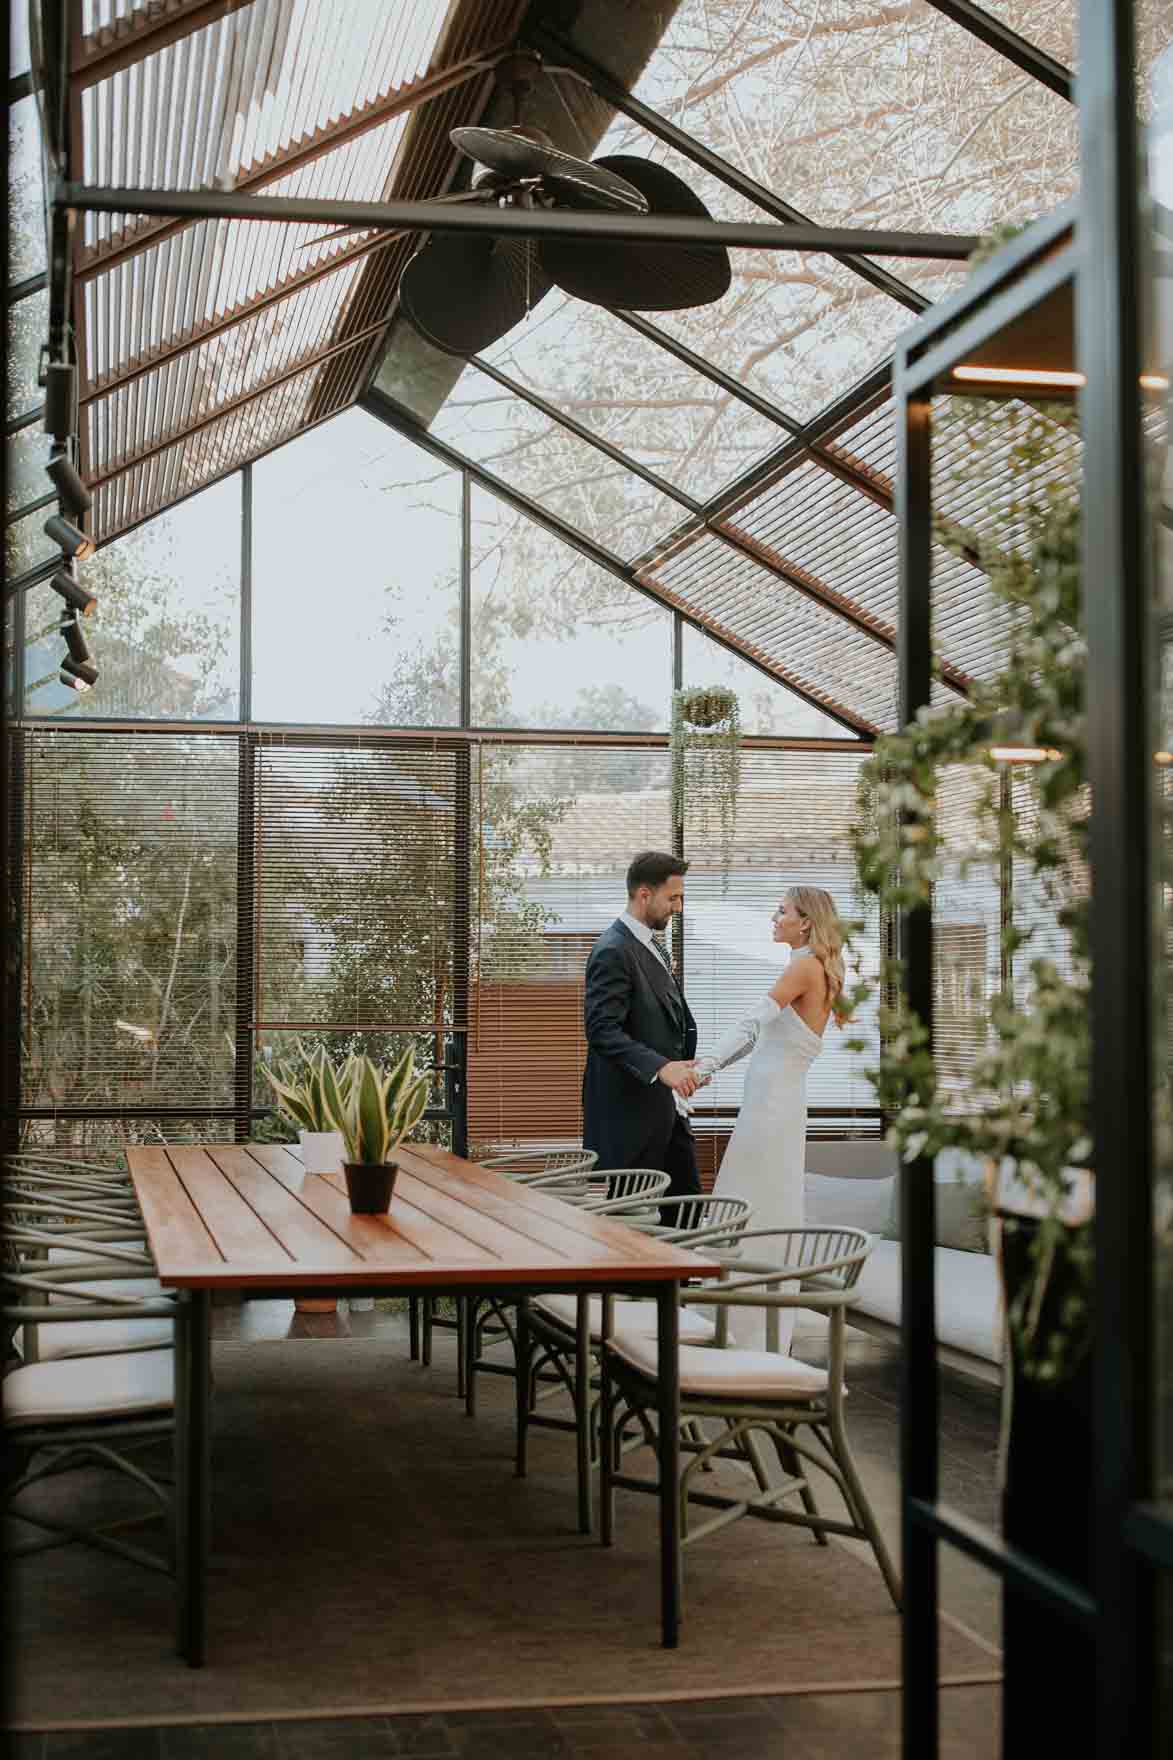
670,685,741,892
323,1045,432,1215
259,1042,348,1174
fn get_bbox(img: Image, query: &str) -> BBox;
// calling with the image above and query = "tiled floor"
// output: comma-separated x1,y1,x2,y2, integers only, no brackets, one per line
9,1686,1001,1758
9,1299,1003,1758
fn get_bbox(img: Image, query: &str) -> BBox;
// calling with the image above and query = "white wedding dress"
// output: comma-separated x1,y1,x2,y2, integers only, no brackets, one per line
705,949,826,1352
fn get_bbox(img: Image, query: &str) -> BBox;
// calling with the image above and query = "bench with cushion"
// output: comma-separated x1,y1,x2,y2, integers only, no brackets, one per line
803,1140,1002,1385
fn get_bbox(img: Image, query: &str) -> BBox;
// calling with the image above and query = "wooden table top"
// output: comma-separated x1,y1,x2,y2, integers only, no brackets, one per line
126,1143,717,1291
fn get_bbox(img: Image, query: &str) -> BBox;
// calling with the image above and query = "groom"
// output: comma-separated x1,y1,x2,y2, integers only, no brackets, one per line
581,850,702,1205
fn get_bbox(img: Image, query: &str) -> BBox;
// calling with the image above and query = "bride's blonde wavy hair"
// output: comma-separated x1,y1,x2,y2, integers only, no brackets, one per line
786,886,848,1026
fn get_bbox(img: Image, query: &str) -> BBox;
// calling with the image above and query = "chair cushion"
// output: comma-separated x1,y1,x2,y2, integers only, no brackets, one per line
31,1318,175,1362
4,1348,174,1428
611,1332,831,1398
533,1294,715,1343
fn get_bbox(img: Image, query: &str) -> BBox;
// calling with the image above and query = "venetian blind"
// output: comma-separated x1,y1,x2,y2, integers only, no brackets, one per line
467,741,671,1147
21,728,239,1112
253,735,464,1034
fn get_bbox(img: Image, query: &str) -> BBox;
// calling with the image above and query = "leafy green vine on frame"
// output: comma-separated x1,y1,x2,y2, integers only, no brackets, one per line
671,685,742,893
847,392,1091,1385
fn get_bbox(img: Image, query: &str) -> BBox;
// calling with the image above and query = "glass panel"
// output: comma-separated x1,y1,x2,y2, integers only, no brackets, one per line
10,0,30,77
23,475,241,719
531,115,917,425
9,93,46,285
251,408,461,726
469,484,671,730
480,300,782,504
681,623,853,737
22,730,239,1112
7,418,46,514
623,0,1079,299
432,362,683,563
5,498,55,581
7,283,47,418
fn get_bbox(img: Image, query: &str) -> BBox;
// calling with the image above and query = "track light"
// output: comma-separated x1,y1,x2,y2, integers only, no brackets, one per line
49,567,97,616
59,666,93,693
44,513,95,560
45,450,92,517
43,362,78,442
61,656,99,688
61,615,91,666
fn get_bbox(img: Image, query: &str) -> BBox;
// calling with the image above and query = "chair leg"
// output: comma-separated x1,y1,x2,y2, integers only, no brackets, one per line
828,1413,902,1608
515,1299,531,1479
773,1429,826,1544
463,1297,477,1415
456,1298,467,1399
599,1348,615,1547
575,1295,592,1536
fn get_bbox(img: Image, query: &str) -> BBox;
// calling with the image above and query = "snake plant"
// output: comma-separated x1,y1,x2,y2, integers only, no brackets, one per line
323,1045,431,1166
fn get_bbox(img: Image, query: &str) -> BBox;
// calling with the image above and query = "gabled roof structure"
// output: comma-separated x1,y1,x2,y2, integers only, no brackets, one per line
8,0,1092,732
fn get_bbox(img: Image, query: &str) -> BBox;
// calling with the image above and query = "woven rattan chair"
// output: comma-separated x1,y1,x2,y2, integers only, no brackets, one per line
595,1226,901,1613
515,1204,754,1534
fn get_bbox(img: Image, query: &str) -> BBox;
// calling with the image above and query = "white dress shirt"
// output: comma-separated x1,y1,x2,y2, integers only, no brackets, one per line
620,911,690,1112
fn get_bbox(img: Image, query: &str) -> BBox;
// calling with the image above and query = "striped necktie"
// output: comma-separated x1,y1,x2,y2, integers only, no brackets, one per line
650,931,674,978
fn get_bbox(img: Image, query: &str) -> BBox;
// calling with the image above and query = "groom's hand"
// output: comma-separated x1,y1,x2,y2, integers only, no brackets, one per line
658,1059,700,1099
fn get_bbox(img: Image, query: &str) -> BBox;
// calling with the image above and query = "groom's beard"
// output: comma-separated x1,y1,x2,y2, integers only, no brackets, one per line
649,909,673,931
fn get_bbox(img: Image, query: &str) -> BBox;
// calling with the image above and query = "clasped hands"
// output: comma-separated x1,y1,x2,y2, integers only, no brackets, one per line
657,1057,717,1100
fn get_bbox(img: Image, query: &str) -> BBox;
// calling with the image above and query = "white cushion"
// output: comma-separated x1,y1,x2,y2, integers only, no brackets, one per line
50,1276,166,1302
805,1173,894,1235
533,1294,715,1343
850,1239,1003,1363
611,1332,831,1399
31,1318,175,1362
4,1348,174,1428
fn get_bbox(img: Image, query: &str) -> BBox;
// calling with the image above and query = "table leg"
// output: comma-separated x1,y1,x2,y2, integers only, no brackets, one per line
576,1292,592,1536
656,1282,681,1648
515,1295,530,1478
174,1289,210,1666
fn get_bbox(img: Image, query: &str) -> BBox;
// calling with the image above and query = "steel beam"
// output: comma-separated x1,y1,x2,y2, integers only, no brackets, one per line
524,25,931,315
56,182,981,258
924,0,1072,100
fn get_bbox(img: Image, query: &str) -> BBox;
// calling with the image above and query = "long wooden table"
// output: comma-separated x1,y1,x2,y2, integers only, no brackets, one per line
127,1141,717,1665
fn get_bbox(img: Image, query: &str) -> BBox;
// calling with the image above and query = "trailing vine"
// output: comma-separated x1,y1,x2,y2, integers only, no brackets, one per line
671,685,742,892
847,395,1092,1385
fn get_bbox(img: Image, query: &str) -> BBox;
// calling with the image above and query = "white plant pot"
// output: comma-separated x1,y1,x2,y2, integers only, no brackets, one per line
299,1129,345,1175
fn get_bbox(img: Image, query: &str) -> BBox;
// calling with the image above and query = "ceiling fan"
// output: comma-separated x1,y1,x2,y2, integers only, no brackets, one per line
299,51,732,358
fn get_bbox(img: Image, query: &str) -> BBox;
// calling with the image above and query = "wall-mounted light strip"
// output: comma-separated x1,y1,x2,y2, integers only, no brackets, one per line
951,365,1169,391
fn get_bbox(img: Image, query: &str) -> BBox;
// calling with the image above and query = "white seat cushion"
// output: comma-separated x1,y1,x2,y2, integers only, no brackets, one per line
31,1318,175,1362
611,1332,831,1399
4,1348,174,1428
533,1294,715,1344
850,1239,1003,1363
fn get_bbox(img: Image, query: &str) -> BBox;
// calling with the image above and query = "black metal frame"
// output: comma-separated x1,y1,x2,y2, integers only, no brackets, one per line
893,66,1170,1736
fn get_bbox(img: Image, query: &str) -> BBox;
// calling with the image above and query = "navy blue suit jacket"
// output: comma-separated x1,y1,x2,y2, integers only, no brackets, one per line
581,919,697,1171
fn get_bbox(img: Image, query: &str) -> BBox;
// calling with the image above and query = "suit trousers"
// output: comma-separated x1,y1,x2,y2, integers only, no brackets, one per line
658,1113,701,1222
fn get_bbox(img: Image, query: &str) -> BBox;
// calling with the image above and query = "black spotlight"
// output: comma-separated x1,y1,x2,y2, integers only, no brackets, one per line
50,567,97,616
43,363,78,443
43,513,95,560
61,656,99,689
45,451,92,517
61,615,91,666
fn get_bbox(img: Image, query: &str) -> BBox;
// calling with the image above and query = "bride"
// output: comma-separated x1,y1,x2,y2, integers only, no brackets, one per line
695,885,847,1352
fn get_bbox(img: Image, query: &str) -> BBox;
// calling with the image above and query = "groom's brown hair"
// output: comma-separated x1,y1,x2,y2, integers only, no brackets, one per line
626,850,689,894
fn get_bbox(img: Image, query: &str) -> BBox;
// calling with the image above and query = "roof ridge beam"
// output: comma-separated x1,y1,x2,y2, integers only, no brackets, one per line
523,23,930,317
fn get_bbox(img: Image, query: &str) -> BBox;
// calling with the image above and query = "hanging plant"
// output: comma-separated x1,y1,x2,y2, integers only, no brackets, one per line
671,685,741,892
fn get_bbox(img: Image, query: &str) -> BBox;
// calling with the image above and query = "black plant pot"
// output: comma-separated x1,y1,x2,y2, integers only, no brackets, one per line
998,1211,1094,1757
343,1160,398,1215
